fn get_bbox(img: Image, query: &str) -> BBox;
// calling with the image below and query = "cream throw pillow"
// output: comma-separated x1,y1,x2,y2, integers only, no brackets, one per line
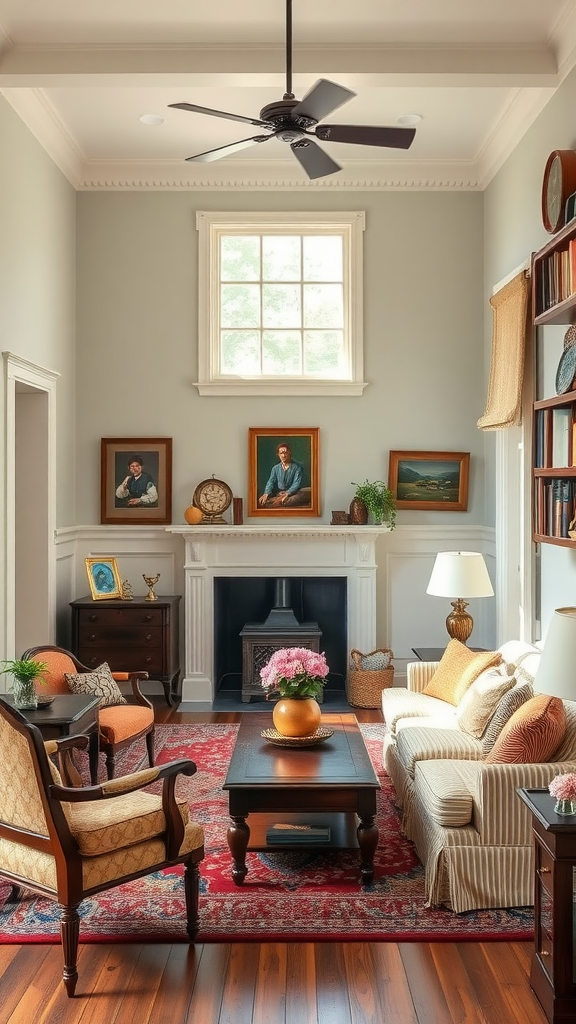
455,665,516,737
65,662,127,708
422,640,502,706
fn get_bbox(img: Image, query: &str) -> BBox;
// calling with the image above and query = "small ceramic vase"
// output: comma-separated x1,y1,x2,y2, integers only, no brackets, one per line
272,697,322,737
349,497,368,525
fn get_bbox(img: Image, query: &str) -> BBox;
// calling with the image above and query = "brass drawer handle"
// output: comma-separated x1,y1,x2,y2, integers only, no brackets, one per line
145,634,152,641
538,867,551,874
88,614,97,622
539,950,551,957
88,634,97,642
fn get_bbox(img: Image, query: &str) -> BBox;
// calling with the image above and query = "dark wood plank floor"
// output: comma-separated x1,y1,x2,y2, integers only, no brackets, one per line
0,701,548,1024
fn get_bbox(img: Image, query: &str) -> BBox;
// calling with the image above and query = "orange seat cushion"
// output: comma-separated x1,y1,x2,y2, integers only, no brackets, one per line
98,705,154,744
485,694,566,764
31,651,77,695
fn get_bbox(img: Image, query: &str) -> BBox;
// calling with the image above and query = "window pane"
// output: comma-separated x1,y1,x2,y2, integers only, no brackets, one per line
221,284,261,328
304,331,345,377
262,284,301,328
304,236,342,281
221,236,260,281
262,236,301,280
221,331,260,374
303,284,343,328
262,331,302,374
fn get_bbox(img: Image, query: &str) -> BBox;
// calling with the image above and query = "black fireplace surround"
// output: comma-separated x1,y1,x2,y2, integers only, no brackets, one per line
214,576,347,700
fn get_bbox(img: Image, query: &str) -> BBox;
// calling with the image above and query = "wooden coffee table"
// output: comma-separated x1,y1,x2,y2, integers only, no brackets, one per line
222,712,380,886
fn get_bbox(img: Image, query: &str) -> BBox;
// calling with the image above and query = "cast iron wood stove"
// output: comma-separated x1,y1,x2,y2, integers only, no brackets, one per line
240,578,322,702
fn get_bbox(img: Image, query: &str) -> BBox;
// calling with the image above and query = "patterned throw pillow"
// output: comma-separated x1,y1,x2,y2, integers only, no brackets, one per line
480,680,534,754
64,662,127,708
485,694,566,764
350,650,391,671
455,665,516,738
422,640,502,706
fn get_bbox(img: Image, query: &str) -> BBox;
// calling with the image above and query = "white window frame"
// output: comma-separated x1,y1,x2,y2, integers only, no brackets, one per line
195,210,367,396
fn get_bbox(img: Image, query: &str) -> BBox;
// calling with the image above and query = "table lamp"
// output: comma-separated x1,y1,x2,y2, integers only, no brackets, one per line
533,607,576,699
426,551,494,644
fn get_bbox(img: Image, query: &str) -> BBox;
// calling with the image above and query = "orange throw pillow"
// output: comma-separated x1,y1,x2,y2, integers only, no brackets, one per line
485,694,566,764
422,639,501,706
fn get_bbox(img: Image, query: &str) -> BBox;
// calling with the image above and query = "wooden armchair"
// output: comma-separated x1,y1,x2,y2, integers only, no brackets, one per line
22,645,155,780
0,696,204,996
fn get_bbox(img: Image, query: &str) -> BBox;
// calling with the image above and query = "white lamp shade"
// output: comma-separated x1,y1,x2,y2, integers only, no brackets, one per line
426,551,494,599
534,607,576,700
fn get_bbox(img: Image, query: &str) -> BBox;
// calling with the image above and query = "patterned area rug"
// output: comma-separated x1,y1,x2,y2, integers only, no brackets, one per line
0,722,533,943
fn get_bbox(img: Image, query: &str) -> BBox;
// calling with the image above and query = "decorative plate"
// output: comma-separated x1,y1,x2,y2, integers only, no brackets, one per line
261,726,334,748
555,343,576,394
36,695,56,709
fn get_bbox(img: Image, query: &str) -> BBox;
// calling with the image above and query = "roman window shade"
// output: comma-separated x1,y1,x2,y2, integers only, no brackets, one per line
477,269,530,430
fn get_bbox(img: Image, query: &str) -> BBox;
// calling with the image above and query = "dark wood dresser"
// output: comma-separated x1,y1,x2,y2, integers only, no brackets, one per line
70,595,181,706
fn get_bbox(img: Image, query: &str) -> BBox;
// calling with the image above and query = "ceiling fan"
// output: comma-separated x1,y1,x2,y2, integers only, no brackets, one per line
168,0,416,180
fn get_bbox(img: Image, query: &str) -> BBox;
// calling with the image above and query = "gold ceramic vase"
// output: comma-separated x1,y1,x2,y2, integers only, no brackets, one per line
272,697,322,737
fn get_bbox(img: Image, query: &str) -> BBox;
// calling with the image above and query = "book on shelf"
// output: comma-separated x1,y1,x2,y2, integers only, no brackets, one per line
266,823,331,844
552,407,572,467
572,422,576,466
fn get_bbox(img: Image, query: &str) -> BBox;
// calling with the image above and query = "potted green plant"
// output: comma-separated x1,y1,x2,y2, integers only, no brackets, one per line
1,658,48,710
351,480,397,528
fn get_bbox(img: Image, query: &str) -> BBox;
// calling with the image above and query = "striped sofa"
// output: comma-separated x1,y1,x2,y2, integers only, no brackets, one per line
382,641,576,912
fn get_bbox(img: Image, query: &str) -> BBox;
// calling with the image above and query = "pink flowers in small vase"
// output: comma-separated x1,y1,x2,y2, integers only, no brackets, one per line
549,773,576,802
260,647,329,700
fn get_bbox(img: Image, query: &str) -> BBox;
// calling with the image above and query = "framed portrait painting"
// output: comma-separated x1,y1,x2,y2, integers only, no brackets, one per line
388,450,470,511
100,437,172,525
85,557,122,600
248,427,320,517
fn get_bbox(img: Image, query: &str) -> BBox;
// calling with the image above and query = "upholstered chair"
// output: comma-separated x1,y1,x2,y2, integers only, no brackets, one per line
0,696,204,997
22,645,155,781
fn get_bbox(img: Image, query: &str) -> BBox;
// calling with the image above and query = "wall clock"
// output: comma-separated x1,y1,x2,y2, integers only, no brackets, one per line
541,150,576,234
193,476,233,524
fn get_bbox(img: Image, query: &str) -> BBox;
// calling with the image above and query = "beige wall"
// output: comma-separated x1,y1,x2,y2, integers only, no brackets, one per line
75,189,486,527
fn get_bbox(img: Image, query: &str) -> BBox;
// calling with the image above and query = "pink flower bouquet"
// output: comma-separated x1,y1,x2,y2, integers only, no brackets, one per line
260,647,329,700
549,772,576,801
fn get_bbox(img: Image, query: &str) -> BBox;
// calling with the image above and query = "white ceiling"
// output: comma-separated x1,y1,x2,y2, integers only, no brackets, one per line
1,0,575,189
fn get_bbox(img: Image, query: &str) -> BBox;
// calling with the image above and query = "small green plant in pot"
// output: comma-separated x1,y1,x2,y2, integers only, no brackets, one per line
351,480,396,528
1,658,48,710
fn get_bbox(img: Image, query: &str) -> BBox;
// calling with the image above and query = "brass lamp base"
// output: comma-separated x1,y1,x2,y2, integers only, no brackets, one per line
445,599,473,644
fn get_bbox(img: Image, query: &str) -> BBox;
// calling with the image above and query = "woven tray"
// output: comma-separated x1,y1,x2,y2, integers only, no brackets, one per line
346,647,394,708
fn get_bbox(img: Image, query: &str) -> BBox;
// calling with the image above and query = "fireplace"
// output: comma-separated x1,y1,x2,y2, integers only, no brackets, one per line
168,524,388,706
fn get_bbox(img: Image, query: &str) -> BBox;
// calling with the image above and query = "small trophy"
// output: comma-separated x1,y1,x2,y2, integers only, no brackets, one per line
121,579,134,601
142,573,160,602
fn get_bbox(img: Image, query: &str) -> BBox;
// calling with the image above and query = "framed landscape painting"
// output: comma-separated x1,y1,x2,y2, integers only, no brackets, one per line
248,427,320,517
101,437,172,525
388,450,470,511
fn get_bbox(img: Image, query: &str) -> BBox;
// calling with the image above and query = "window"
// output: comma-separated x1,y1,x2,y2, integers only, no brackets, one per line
195,211,366,396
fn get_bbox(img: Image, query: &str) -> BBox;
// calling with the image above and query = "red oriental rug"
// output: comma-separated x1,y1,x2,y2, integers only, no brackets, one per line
0,723,533,944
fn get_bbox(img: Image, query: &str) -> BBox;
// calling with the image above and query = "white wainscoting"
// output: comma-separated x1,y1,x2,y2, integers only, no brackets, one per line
54,523,495,701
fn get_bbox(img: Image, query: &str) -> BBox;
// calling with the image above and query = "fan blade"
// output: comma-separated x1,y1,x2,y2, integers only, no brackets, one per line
290,139,342,180
292,79,356,123
315,123,416,150
185,135,271,163
169,102,272,129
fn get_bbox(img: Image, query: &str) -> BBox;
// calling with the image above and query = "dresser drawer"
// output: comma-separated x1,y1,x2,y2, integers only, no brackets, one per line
77,625,163,648
79,647,165,674
78,607,164,627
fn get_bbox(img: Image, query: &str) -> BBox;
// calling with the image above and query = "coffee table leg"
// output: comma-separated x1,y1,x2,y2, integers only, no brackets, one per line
357,814,378,885
227,815,250,885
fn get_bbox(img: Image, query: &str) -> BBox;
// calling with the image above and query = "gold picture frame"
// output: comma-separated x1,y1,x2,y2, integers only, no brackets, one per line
388,450,470,511
85,557,122,601
248,427,320,517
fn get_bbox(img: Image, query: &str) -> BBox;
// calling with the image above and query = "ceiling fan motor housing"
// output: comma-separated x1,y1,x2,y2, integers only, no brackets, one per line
259,99,318,142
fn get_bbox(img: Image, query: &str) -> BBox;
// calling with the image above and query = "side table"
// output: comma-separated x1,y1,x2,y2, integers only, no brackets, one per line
70,595,181,705
4,693,100,784
517,787,576,1024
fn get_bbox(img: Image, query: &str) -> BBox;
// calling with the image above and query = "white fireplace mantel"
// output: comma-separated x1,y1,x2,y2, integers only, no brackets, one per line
167,524,390,705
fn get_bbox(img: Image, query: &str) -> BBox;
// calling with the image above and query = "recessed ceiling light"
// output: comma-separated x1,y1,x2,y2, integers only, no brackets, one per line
139,114,165,126
396,114,423,127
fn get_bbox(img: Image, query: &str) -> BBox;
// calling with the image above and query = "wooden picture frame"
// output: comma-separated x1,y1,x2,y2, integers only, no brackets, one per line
101,438,172,525
85,557,122,600
248,428,320,517
388,450,470,511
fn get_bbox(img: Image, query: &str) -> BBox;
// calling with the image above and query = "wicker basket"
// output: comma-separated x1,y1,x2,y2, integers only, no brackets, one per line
346,648,394,708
